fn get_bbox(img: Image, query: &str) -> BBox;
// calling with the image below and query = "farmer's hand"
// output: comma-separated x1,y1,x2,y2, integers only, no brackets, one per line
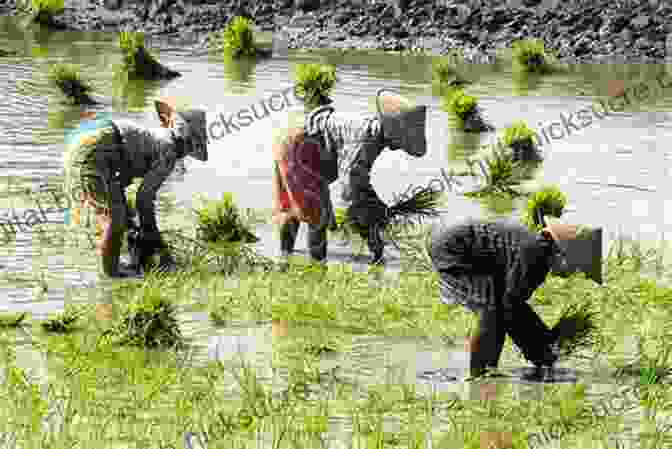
543,223,579,242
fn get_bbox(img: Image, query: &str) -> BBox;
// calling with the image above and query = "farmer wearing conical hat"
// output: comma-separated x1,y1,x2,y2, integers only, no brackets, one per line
62,97,208,278
429,215,580,379
272,89,428,265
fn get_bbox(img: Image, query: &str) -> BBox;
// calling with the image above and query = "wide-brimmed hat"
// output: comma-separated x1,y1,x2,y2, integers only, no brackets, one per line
376,88,428,157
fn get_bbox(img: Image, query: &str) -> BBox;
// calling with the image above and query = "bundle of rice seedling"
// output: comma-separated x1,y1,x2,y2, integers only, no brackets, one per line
387,186,443,224
0,312,27,328
42,306,85,333
101,282,183,349
47,62,95,105
551,302,598,357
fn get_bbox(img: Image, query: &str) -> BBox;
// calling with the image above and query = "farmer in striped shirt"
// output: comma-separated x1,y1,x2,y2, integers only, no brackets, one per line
429,217,579,378
63,98,207,278
272,89,427,265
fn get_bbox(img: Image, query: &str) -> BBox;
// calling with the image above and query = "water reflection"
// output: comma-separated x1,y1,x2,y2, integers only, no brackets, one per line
446,128,483,162
220,54,258,86
512,71,543,96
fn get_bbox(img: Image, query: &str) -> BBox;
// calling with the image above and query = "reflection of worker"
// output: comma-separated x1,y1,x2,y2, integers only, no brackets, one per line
429,217,579,378
272,89,428,265
62,98,208,278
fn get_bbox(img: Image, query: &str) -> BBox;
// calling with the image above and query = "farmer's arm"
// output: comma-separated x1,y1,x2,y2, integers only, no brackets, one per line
136,151,177,235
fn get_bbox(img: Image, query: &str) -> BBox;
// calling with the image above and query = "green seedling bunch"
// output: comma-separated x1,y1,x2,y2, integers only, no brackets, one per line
222,16,257,57
444,89,478,123
294,63,337,107
27,0,64,24
502,121,537,148
193,192,259,244
522,186,567,232
511,39,554,74
48,62,93,104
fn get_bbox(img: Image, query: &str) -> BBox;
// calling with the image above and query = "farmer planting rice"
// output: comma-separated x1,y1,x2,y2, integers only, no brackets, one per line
62,97,208,278
429,216,581,378
272,89,428,265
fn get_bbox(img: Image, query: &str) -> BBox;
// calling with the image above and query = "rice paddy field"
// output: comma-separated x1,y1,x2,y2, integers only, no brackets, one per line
0,11,672,449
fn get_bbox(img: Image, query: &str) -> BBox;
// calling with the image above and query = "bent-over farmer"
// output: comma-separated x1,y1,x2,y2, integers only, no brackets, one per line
62,98,208,278
429,216,579,378
272,89,428,265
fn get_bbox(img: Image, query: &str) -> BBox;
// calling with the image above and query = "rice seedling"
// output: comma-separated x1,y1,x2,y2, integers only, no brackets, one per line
501,120,542,163
118,31,180,80
463,145,527,197
27,0,64,26
294,63,337,109
41,305,86,333
443,89,493,133
193,192,259,245
0,312,27,328
221,16,258,58
511,39,556,74
47,62,95,105
100,275,183,348
521,185,567,232
551,302,599,358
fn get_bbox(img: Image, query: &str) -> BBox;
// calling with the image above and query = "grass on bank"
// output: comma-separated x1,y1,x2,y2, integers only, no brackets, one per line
511,39,558,75
20,0,64,26
47,62,95,105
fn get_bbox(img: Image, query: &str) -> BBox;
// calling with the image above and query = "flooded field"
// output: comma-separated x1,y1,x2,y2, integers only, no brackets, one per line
0,13,671,449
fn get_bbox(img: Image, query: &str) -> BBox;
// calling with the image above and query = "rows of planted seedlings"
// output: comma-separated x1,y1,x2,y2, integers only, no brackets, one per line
0,235,671,447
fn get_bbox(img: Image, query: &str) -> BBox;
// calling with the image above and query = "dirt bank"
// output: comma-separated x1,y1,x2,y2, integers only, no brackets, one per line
2,0,671,63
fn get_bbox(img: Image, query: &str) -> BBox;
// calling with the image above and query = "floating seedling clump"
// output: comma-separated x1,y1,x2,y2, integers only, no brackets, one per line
101,279,183,348
221,16,258,58
119,31,180,80
522,185,567,232
501,120,542,163
294,63,337,110
443,89,492,133
511,39,557,74
47,62,96,105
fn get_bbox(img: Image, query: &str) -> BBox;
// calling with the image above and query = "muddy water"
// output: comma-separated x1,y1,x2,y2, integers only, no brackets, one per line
0,14,669,448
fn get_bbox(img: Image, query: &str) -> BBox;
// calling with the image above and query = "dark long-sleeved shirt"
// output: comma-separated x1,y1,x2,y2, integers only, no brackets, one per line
430,218,564,309
112,120,184,233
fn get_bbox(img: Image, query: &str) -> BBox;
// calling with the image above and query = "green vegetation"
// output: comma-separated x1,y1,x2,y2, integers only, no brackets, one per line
118,31,180,80
47,62,94,104
27,0,64,26
221,16,257,58
41,305,85,333
444,89,478,122
522,185,568,232
0,312,27,328
193,192,259,244
511,39,556,74
502,120,537,148
294,63,337,109
464,146,528,198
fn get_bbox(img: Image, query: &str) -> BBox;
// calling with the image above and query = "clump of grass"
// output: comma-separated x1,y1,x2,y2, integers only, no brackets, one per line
511,39,555,74
522,185,567,232
443,89,492,132
0,312,27,328
101,277,183,348
28,0,64,26
329,207,355,243
552,302,598,358
193,192,259,244
221,16,257,58
464,145,527,197
47,62,95,105
294,63,337,109
42,305,84,333
118,31,180,80
501,120,541,163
